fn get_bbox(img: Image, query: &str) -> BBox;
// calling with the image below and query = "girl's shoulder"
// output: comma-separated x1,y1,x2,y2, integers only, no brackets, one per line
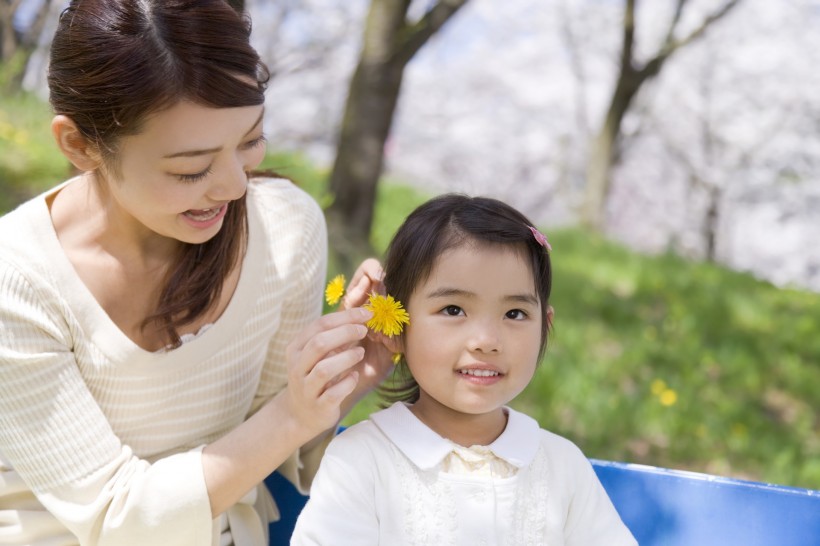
324,418,391,464
504,407,590,466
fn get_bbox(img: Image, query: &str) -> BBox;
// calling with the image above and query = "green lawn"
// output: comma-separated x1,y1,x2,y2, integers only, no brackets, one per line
0,92,70,213
4,91,819,490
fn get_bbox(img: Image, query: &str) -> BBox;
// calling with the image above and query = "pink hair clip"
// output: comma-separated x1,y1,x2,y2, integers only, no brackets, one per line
528,226,552,252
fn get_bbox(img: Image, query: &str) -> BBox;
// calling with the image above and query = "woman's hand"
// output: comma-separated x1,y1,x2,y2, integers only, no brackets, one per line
282,307,372,438
341,259,395,397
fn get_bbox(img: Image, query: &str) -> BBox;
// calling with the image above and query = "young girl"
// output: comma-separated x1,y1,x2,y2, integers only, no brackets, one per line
291,194,636,545
0,1,391,544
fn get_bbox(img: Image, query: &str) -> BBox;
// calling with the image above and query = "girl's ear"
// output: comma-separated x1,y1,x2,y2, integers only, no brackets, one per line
547,305,555,328
52,115,102,172
381,334,404,355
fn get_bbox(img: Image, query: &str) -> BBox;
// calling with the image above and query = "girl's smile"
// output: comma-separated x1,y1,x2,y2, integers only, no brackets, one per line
455,364,504,384
401,242,543,445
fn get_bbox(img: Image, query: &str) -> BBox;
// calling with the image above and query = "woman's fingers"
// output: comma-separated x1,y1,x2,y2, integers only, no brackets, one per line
288,307,371,356
305,345,365,394
343,258,384,309
347,258,383,289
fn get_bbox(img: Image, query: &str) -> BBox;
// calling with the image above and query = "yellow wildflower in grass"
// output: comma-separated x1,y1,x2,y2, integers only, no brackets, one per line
651,378,677,406
659,388,678,407
650,379,667,396
363,293,410,338
325,274,346,306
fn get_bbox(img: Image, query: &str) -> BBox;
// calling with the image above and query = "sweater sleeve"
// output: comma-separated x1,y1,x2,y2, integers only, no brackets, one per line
246,181,330,494
0,261,213,545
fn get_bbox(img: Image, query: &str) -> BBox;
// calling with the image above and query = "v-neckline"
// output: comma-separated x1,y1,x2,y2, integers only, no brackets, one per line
34,179,265,371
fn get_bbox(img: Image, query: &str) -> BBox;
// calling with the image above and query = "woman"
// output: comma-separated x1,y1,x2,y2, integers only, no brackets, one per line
0,1,391,544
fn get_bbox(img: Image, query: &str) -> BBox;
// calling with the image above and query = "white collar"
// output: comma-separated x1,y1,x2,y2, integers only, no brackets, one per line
370,402,541,471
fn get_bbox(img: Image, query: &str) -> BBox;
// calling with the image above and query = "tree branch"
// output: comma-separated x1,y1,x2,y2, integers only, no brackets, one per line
640,0,743,80
662,0,688,47
620,0,637,74
674,0,742,50
393,0,468,67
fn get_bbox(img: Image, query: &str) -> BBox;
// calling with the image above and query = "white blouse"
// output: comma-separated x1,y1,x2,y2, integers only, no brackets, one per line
292,402,637,546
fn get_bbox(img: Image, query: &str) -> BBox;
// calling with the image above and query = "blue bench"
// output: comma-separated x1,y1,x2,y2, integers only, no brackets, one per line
265,460,820,545
592,459,820,545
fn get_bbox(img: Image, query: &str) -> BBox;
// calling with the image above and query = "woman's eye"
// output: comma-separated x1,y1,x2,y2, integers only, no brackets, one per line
175,169,211,183
506,309,528,320
243,134,267,150
442,305,464,317
175,166,212,183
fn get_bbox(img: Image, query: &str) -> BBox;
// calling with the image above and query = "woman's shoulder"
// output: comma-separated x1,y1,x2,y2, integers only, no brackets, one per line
246,176,326,270
0,193,55,281
248,176,323,221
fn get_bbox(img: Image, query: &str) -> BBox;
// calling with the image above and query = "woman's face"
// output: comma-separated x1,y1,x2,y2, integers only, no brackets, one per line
98,100,266,246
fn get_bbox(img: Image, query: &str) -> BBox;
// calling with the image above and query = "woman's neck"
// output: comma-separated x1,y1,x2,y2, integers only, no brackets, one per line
52,172,181,269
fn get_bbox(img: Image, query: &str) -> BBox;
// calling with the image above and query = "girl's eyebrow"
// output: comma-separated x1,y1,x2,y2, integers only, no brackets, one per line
507,293,540,306
163,109,265,159
425,287,539,305
426,287,474,299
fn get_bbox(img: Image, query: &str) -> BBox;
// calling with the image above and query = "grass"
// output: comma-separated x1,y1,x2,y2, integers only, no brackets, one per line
4,91,819,490
0,92,70,213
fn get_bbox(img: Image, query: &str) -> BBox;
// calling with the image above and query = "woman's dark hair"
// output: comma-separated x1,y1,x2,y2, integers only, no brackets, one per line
381,193,553,404
48,0,270,347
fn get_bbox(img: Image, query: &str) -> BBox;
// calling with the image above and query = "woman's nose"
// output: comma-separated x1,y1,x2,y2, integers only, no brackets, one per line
209,158,248,202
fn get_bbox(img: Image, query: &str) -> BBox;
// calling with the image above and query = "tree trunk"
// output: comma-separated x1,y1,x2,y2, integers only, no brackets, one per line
583,69,642,229
580,0,743,231
326,0,468,270
703,185,721,262
1,1,20,63
327,61,404,266
1,0,53,93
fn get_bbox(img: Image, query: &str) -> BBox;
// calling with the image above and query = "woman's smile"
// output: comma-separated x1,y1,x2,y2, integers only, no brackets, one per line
181,203,229,228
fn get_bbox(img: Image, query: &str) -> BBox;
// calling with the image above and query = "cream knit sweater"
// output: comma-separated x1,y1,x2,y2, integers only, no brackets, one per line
0,177,327,545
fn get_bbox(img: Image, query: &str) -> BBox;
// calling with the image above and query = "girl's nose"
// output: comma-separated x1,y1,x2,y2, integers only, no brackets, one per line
468,320,502,354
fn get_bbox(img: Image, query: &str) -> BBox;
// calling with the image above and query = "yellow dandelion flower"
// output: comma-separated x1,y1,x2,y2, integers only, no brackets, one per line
325,274,346,306
650,379,667,396
363,293,410,338
659,388,678,407
392,353,403,365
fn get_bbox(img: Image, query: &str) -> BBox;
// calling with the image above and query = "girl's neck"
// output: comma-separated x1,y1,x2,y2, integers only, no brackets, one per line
409,398,508,447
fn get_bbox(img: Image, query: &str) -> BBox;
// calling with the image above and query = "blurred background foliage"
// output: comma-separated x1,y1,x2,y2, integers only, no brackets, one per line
2,0,818,491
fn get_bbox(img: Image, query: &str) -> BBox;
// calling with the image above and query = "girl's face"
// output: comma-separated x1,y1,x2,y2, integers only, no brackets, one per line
402,243,543,431
97,100,266,246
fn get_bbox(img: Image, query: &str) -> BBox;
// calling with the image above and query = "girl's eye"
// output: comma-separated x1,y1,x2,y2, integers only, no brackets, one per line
506,309,528,320
441,305,464,317
243,134,267,150
175,166,213,183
